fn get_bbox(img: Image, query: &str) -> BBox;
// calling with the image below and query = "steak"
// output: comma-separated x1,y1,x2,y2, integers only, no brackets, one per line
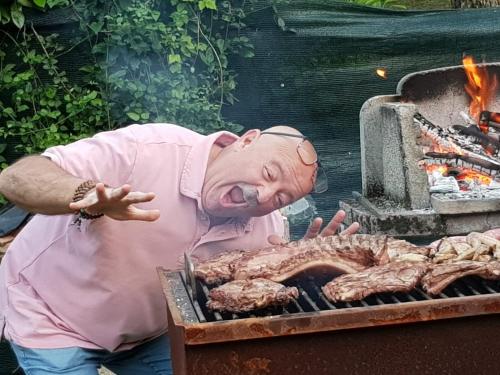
207,278,299,313
193,249,246,285
322,261,429,302
421,261,500,295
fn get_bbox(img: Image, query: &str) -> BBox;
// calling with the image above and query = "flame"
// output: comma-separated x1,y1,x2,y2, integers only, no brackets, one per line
463,55,498,122
456,169,492,185
425,164,448,175
376,68,387,79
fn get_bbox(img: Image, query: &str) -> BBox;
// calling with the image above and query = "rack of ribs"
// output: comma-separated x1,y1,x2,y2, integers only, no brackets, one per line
195,234,430,285
207,278,299,313
322,261,430,302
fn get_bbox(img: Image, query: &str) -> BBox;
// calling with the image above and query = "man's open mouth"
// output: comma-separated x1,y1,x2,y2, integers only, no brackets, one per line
220,186,249,208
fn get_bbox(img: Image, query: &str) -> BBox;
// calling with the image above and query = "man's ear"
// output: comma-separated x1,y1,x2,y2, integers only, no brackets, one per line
236,129,261,149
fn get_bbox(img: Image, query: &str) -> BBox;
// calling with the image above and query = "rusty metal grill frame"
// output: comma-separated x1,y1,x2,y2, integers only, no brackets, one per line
183,270,500,323
159,268,500,375
159,267,500,346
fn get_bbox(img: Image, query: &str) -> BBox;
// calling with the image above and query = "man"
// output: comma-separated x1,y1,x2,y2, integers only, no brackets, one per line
0,123,358,374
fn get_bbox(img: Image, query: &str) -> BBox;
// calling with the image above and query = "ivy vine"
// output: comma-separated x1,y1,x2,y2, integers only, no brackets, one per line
0,0,255,169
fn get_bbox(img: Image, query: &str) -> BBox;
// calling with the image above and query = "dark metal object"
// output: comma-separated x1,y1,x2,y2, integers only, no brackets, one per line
159,268,500,375
184,253,198,301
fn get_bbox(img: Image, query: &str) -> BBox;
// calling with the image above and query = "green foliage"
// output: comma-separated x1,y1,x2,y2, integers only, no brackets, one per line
0,0,70,28
0,30,107,161
0,0,255,173
73,0,252,134
346,0,407,9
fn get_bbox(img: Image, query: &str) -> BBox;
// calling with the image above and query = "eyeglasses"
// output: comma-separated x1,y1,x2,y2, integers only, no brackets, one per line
260,131,328,193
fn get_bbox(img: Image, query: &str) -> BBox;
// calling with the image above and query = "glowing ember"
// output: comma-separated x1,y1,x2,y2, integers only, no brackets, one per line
376,68,387,79
425,164,448,175
463,55,498,126
456,169,492,185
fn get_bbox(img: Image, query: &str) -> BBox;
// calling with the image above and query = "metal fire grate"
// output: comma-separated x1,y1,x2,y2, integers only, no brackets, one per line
182,273,500,323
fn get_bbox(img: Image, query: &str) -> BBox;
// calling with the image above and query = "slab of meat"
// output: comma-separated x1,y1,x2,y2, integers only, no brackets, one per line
207,278,299,313
322,261,429,302
421,261,500,295
193,250,246,285
195,234,430,285
196,235,382,285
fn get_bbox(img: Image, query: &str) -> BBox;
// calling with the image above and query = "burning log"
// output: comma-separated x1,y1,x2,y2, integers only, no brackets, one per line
479,111,500,133
424,152,500,171
415,113,500,170
452,124,500,154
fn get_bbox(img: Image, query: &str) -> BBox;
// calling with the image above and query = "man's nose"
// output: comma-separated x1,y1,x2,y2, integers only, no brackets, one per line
256,186,275,204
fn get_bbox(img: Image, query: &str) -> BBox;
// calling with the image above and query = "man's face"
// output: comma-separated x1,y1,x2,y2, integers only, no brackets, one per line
201,129,317,218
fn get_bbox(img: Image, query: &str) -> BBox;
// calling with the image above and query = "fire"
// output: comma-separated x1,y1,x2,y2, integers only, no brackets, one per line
425,164,448,175
463,55,498,124
423,162,493,188
376,68,387,79
456,169,492,185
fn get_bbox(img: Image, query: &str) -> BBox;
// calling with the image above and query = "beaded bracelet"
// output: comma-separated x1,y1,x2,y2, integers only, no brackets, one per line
72,180,104,221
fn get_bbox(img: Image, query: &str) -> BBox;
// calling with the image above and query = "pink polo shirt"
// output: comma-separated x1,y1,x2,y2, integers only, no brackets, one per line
0,124,283,351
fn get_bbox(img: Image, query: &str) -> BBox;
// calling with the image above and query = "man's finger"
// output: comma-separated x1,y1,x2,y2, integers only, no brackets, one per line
303,217,322,239
123,192,156,204
127,207,161,222
109,184,131,200
94,183,109,203
267,234,286,245
340,222,360,235
320,210,346,237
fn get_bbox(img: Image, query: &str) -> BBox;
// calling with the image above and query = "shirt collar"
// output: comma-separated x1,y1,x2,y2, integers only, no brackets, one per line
180,131,236,211
179,131,255,231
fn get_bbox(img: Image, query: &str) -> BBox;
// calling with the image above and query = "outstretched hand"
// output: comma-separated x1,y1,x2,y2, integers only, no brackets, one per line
302,209,359,239
268,209,360,245
69,183,160,222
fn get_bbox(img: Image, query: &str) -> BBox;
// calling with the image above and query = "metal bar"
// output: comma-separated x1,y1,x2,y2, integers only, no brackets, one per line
291,297,304,312
390,295,401,304
414,288,432,300
480,280,497,294
458,280,479,295
374,296,385,305
180,271,206,323
298,287,320,311
312,284,337,310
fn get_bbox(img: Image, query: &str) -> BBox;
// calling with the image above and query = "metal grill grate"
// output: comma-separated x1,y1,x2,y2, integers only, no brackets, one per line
181,273,500,323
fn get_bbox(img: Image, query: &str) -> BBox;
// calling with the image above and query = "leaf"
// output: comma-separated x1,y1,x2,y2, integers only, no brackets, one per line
205,0,217,10
0,144,6,153
168,54,181,64
10,3,25,29
127,112,140,121
33,0,47,7
89,21,104,34
17,0,34,7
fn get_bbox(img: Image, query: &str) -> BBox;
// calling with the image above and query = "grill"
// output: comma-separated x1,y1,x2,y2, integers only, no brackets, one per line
159,268,500,375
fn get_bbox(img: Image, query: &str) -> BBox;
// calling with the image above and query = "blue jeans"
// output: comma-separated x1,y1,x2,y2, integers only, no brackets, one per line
9,335,173,375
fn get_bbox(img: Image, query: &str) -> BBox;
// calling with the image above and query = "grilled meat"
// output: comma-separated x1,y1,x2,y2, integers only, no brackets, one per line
322,261,429,302
421,261,500,295
207,278,299,313
195,234,429,285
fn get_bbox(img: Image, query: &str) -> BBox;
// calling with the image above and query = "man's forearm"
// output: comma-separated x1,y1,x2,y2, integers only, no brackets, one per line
0,155,85,215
